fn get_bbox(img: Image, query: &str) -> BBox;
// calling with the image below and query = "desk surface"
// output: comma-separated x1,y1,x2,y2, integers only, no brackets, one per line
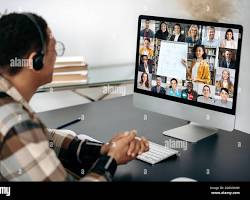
38,95,250,181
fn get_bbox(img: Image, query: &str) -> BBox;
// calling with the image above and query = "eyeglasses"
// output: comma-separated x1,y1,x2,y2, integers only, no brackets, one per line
55,41,65,57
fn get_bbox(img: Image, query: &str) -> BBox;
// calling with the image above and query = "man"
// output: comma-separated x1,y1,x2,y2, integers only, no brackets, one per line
139,38,154,59
140,20,154,38
197,85,214,104
202,26,219,47
220,50,236,69
139,55,153,74
166,78,181,97
0,13,149,181
214,88,232,109
151,76,166,95
169,24,185,42
181,82,198,101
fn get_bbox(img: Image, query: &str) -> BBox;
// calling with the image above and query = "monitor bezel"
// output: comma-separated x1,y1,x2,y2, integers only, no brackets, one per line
134,15,243,115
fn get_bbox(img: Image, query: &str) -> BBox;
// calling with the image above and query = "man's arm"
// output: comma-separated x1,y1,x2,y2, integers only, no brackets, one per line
47,129,105,177
0,100,115,181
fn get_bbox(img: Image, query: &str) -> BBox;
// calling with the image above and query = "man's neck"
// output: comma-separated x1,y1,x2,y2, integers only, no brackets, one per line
4,72,39,102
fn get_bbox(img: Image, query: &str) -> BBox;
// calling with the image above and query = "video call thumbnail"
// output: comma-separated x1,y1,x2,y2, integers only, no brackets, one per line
137,19,241,110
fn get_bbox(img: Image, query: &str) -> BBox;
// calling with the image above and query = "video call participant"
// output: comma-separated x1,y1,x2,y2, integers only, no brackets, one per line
220,49,236,69
138,72,150,91
139,55,153,74
166,78,181,97
151,76,166,95
185,25,201,45
216,69,234,98
0,13,149,182
140,20,154,38
139,37,154,59
220,28,237,49
214,88,232,109
181,81,198,101
169,23,185,42
183,44,211,84
155,21,169,40
197,85,214,104
202,26,220,47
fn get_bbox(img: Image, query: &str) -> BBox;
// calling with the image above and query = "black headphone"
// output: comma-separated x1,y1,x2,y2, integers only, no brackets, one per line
22,13,46,71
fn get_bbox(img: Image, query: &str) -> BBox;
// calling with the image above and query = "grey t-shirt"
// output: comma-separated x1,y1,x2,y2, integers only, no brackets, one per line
214,100,233,109
197,96,214,104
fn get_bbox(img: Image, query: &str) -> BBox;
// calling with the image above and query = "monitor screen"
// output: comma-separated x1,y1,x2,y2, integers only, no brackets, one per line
135,15,243,115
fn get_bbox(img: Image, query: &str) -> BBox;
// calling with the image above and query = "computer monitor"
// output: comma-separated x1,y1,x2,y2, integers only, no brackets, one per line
133,15,243,142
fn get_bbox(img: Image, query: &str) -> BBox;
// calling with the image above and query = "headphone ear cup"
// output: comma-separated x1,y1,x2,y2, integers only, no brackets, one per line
33,53,44,71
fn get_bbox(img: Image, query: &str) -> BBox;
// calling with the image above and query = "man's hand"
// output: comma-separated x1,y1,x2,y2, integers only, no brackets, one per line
101,130,149,165
127,136,149,157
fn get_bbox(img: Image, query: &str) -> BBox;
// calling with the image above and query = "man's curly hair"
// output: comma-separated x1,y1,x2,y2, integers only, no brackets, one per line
0,13,48,75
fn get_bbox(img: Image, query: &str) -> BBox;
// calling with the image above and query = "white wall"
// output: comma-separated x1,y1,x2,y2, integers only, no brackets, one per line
231,0,250,134
1,0,185,67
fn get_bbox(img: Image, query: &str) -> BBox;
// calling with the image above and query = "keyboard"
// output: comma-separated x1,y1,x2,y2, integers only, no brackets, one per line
137,141,179,164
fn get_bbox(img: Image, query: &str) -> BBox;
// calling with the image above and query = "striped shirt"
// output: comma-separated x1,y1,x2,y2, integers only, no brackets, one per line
0,75,117,181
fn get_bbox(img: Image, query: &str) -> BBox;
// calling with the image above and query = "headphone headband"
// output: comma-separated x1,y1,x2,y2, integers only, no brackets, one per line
22,13,46,70
22,13,46,54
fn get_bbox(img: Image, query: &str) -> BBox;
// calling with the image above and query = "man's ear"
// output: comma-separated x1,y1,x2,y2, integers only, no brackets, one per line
27,52,37,70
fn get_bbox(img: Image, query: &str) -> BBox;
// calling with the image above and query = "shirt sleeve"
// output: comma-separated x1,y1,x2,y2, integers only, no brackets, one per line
47,129,106,177
204,63,211,84
46,129,118,181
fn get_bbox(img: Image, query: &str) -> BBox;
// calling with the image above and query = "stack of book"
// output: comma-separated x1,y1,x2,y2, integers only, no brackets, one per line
44,56,88,88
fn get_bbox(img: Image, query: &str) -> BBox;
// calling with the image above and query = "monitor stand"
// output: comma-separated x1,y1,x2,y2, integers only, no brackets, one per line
162,122,218,143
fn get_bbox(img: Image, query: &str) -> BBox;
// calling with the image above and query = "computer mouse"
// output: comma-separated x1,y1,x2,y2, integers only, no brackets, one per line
171,177,197,182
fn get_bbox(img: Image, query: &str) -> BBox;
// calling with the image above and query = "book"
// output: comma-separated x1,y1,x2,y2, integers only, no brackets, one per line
41,56,89,88
55,56,87,65
53,71,88,82
54,65,87,73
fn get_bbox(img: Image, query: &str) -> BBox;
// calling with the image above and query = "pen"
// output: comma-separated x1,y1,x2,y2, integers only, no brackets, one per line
56,118,81,129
